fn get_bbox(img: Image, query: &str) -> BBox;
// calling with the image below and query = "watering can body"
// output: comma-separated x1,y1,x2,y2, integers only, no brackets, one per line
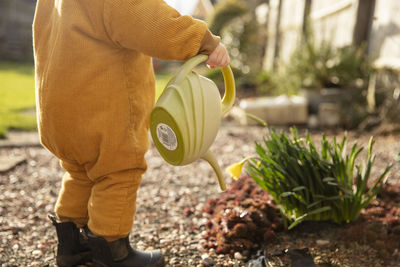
150,55,235,190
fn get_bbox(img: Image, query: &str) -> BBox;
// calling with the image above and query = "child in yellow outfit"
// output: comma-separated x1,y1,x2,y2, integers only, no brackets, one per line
33,0,230,266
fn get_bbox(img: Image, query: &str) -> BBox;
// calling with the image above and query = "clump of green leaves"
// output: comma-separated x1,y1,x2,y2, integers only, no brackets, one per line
286,38,372,90
247,127,392,229
207,0,248,36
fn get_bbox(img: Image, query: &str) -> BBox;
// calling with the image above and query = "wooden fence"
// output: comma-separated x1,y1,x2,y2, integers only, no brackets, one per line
263,0,400,72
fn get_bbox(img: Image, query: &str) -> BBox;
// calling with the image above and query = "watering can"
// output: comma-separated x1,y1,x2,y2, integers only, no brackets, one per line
150,54,236,191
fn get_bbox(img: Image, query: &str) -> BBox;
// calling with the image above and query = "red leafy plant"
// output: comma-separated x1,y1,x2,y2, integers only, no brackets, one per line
202,176,283,254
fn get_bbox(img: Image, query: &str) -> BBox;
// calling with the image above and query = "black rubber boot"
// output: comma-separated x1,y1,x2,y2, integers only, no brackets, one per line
85,227,165,267
48,214,92,267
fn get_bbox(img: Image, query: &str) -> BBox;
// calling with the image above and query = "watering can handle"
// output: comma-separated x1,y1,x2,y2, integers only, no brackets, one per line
173,54,236,116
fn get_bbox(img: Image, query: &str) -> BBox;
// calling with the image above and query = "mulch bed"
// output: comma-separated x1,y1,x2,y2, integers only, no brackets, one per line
202,176,400,266
1,127,399,266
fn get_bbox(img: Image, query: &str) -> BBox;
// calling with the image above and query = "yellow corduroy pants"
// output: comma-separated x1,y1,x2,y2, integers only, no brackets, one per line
55,160,144,240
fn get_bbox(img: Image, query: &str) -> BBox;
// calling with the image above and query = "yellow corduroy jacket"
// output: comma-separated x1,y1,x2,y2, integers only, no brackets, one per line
33,0,220,178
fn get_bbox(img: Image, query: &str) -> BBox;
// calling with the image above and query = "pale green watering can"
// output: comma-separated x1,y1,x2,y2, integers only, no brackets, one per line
150,54,236,191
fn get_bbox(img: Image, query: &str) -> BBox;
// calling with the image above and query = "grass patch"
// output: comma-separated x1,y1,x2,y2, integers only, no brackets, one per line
0,61,36,138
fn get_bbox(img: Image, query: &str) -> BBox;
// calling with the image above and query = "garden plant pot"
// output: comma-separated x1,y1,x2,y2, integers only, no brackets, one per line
302,87,366,128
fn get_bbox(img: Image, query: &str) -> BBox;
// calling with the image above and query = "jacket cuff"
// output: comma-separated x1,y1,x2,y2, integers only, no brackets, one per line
198,30,221,55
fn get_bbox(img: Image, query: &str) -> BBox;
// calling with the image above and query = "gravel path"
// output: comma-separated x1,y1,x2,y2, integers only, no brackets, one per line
0,126,399,266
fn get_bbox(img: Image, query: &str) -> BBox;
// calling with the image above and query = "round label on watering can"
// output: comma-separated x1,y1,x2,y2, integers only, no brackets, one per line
156,123,178,151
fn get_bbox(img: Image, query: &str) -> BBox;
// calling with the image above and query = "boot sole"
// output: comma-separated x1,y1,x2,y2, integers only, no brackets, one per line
56,251,92,267
92,258,165,267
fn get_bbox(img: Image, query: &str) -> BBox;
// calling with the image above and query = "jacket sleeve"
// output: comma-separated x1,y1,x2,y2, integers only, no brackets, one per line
104,0,220,61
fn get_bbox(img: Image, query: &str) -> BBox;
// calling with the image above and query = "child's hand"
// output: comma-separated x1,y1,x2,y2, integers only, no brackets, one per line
206,43,230,69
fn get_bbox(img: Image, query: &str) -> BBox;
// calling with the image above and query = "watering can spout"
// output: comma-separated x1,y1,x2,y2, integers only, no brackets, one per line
201,150,226,191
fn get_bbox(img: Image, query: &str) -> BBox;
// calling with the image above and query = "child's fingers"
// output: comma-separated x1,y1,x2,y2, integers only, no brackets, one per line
216,52,224,66
214,55,229,68
207,64,215,69
221,54,230,68
206,43,230,68
207,53,228,68
206,52,219,66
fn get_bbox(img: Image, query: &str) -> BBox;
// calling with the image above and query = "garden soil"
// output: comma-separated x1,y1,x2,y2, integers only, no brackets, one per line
0,126,399,266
